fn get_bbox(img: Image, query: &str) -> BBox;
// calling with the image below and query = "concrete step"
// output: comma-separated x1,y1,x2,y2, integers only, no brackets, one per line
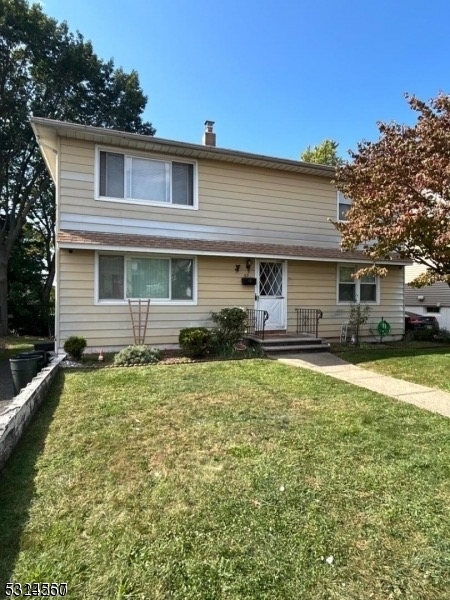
262,339,323,347
245,335,323,346
263,343,331,353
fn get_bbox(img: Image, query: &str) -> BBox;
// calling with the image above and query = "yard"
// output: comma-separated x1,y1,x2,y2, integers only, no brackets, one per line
0,335,53,362
1,359,450,599
333,343,450,393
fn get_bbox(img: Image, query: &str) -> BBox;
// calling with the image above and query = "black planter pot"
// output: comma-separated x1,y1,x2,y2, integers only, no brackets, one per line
9,357,38,395
16,351,45,371
34,342,55,352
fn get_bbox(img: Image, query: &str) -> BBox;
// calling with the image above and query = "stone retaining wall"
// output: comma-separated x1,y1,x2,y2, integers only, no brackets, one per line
0,355,65,471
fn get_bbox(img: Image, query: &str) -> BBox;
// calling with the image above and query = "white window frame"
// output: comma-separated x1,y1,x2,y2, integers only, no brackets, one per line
337,191,352,222
95,251,198,306
336,264,380,305
95,145,198,210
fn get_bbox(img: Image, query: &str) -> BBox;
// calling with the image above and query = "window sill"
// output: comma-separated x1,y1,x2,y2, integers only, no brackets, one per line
95,196,198,210
96,299,197,306
337,301,379,306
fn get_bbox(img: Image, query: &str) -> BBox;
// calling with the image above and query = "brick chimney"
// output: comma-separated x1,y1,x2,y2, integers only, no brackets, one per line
203,120,216,146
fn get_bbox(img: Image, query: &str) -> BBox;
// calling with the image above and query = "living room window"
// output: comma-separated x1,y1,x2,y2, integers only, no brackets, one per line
98,149,195,207
337,191,352,221
337,265,378,304
98,254,195,303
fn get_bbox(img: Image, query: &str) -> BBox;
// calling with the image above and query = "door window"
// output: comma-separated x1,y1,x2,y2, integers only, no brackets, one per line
259,262,283,296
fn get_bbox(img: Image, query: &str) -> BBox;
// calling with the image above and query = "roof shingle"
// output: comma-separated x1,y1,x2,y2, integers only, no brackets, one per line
57,229,409,265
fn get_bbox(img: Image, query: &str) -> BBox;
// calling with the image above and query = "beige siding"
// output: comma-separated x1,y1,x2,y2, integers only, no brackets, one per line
405,263,427,283
287,261,405,341
58,139,340,247
58,251,405,351
58,250,255,350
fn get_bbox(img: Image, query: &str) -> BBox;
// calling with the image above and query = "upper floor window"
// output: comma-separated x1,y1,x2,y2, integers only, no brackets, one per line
98,150,195,207
337,265,378,304
337,191,352,221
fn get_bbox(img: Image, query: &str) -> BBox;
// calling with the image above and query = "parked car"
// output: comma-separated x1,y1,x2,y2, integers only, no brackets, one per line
405,311,439,331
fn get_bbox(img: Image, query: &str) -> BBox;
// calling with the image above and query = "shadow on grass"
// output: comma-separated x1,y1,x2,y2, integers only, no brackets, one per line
333,345,450,365
0,371,65,586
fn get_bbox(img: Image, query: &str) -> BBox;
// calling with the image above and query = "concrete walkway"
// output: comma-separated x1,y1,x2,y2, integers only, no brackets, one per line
272,352,450,418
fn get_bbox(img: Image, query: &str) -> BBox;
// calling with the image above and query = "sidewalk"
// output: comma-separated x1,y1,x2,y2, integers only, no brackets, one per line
272,352,450,418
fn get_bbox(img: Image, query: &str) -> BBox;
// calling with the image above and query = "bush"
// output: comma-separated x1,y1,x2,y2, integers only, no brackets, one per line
63,336,87,361
114,345,162,366
410,328,438,342
179,327,213,358
210,307,247,348
434,328,450,343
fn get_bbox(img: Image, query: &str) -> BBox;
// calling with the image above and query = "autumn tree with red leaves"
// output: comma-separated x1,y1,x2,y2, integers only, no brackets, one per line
334,93,450,286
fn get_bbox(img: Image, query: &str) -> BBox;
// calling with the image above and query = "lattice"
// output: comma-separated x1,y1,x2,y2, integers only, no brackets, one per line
259,262,282,296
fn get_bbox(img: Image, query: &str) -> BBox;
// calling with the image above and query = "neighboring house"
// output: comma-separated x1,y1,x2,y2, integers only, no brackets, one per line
31,117,408,352
405,264,450,330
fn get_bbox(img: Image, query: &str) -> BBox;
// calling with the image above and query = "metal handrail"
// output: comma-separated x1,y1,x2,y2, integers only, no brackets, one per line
246,309,269,340
295,308,323,337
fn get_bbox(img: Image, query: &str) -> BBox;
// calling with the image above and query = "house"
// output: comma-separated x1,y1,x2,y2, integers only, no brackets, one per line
405,264,450,331
30,117,408,353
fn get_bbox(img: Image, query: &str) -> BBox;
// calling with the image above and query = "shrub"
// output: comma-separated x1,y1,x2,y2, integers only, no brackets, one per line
210,307,247,348
63,336,87,361
179,327,213,358
114,345,162,366
434,328,450,343
410,328,438,342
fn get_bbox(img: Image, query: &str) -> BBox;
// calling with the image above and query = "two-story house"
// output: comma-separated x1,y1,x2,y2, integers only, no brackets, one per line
31,117,407,352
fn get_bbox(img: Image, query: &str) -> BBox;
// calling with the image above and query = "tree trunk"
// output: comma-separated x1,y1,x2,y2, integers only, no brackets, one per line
0,247,9,336
41,254,55,310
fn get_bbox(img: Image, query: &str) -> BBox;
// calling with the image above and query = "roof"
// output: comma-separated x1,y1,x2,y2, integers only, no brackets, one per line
30,117,335,179
405,281,450,307
57,229,409,265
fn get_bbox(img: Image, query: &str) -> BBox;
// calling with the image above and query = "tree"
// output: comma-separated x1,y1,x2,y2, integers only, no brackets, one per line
300,139,344,166
334,93,450,286
8,222,50,335
0,0,155,335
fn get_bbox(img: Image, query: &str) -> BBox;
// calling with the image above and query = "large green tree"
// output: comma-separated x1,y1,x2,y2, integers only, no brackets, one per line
334,93,450,284
0,0,155,335
300,139,344,166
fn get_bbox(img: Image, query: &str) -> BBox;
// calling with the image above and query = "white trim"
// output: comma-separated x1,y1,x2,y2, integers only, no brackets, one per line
31,117,335,179
94,145,198,210
336,264,381,305
55,137,61,348
94,251,198,306
61,242,407,266
255,259,287,329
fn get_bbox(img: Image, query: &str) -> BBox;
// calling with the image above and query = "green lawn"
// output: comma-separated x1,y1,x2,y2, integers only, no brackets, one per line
333,344,450,392
1,360,450,599
0,335,53,361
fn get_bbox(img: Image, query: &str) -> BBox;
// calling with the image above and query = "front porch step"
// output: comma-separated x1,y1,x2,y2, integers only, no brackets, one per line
244,335,330,354
263,343,331,354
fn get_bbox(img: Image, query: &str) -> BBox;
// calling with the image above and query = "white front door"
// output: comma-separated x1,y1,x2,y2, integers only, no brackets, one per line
256,260,286,330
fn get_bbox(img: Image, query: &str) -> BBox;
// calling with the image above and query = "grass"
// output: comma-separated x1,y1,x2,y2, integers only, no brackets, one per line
1,360,450,599
333,343,450,393
0,335,53,361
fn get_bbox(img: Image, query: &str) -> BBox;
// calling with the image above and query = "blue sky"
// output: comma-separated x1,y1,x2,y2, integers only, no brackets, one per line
42,0,450,161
